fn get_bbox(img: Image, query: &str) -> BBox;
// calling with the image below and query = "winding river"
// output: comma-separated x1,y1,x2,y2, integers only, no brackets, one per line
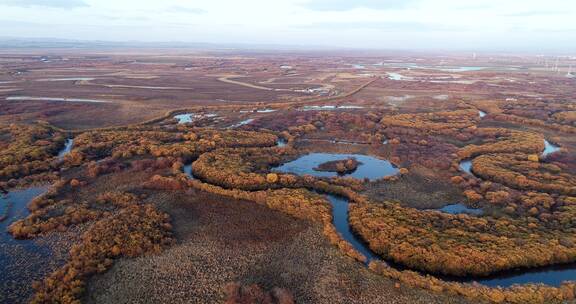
325,192,576,287
459,139,564,176
273,152,576,287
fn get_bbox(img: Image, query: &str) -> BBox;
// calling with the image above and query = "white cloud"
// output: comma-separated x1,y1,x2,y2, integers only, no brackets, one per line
0,0,573,52
0,0,88,8
301,0,416,11
165,6,206,14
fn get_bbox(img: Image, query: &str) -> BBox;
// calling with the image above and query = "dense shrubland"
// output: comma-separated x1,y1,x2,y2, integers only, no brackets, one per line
10,187,174,303
31,202,173,303
192,147,299,190
70,126,278,163
457,128,545,160
380,109,480,136
349,199,576,277
191,146,364,191
472,153,576,195
0,124,67,183
383,134,457,170
478,99,576,133
4,98,576,304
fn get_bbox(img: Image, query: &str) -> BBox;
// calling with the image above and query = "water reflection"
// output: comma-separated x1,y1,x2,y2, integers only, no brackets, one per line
228,119,254,129
275,153,398,180
57,138,74,159
1,186,52,300
276,138,288,147
323,192,575,287
542,140,561,157
183,164,194,179
433,203,483,216
459,160,473,175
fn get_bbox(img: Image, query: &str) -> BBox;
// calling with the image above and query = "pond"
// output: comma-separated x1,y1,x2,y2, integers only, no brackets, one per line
274,153,398,180
478,110,487,118
228,119,254,129
459,160,473,175
432,203,483,216
387,72,409,81
174,113,218,124
542,140,561,157
174,113,194,124
183,164,194,179
276,138,288,147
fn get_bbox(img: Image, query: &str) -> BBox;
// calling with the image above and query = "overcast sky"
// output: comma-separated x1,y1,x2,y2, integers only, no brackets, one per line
0,0,574,52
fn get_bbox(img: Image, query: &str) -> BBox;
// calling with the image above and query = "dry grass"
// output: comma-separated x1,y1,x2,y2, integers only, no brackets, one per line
83,189,469,304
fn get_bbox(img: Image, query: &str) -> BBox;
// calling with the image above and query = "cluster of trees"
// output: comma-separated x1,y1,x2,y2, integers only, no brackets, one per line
457,128,544,160
0,124,67,183
472,153,576,195
254,109,380,137
452,168,576,221
498,99,576,129
380,109,480,136
190,146,365,192
32,203,173,303
191,147,300,190
70,126,278,163
348,199,576,277
493,113,576,134
314,157,360,174
552,111,576,126
11,189,174,303
444,125,576,221
384,134,457,170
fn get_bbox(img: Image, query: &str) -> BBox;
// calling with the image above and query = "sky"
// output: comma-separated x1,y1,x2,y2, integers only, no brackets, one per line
0,0,574,52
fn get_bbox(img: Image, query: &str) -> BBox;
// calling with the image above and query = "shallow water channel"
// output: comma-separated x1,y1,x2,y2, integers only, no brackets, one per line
274,153,576,287
324,193,576,287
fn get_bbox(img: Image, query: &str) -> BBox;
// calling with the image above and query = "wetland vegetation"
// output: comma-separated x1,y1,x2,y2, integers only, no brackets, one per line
1,50,576,304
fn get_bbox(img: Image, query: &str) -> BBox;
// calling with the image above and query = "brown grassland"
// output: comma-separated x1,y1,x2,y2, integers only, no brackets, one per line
1,50,576,304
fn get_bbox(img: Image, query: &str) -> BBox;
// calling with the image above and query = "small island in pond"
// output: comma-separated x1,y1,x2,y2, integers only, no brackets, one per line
314,157,362,174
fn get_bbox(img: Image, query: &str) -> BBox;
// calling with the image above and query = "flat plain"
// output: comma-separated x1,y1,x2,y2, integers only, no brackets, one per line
1,48,576,304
